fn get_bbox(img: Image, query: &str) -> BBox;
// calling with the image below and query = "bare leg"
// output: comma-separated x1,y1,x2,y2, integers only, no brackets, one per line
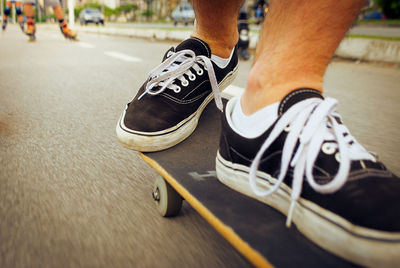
242,0,365,115
191,0,244,58
215,3,400,267
3,1,12,20
52,5,65,21
2,1,12,29
23,3,36,36
15,2,24,23
53,5,77,39
23,3,34,17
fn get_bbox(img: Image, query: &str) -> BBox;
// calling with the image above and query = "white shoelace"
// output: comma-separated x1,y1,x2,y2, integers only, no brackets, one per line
248,97,375,227
138,49,223,110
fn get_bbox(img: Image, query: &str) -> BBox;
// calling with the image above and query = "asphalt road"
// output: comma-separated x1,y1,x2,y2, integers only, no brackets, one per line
1,25,399,268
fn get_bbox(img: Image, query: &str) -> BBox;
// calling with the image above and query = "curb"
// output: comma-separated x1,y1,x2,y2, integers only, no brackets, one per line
74,26,400,64
335,38,400,63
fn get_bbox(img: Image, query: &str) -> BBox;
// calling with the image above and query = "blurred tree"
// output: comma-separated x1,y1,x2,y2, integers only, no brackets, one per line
116,4,139,21
375,0,400,18
104,5,118,17
145,0,152,21
74,6,83,18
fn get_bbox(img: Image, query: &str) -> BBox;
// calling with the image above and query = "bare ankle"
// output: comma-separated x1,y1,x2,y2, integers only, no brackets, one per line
190,32,237,58
241,65,323,115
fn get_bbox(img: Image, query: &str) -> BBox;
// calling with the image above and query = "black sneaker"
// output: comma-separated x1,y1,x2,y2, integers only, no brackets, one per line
117,37,238,152
2,21,6,31
216,89,400,267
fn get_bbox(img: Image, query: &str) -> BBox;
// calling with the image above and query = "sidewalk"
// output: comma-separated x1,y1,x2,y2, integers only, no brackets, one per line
54,23,400,64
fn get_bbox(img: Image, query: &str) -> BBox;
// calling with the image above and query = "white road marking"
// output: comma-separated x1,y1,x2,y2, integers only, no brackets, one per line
222,85,245,98
78,42,95,48
104,51,142,62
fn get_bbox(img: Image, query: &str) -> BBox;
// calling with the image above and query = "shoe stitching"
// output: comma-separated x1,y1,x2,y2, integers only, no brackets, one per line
161,90,209,104
180,61,226,100
347,169,394,181
312,165,332,178
193,38,211,58
279,89,320,115
120,112,196,136
230,146,282,165
182,79,209,100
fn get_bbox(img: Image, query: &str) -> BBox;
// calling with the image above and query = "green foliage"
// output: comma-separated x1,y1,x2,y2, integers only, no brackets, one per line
141,10,154,17
347,33,400,41
86,3,101,9
117,4,139,13
104,6,117,17
356,19,400,24
35,14,56,23
74,7,83,18
71,2,139,21
375,0,400,18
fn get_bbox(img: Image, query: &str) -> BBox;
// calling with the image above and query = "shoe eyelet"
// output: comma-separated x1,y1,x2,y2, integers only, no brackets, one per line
322,142,336,155
174,86,181,93
188,74,196,81
167,51,174,58
335,152,341,162
196,69,204,75
284,125,291,132
181,80,189,87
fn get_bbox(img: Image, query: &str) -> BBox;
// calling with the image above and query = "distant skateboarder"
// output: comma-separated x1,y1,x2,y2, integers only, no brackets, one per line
23,0,78,41
2,0,25,33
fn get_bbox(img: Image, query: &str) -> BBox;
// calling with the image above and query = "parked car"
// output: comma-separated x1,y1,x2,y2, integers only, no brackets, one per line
79,9,104,25
171,4,195,26
362,10,385,20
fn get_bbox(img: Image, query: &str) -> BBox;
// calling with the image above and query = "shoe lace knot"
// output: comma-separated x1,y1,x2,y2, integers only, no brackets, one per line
138,49,223,110
249,97,375,227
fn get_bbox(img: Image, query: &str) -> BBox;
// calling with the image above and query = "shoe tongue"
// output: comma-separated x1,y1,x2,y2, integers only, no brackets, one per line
175,37,212,57
278,89,324,116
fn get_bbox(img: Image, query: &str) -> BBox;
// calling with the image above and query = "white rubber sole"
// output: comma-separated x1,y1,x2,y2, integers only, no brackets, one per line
216,151,400,267
116,65,238,152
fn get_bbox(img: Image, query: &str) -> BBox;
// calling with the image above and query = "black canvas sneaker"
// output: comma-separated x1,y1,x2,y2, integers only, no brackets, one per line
216,89,400,267
117,37,238,152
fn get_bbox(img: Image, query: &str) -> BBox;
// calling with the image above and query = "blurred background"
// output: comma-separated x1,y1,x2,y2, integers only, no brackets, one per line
1,0,399,26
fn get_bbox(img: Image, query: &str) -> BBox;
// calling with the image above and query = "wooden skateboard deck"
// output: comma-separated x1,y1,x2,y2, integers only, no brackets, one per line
140,100,357,268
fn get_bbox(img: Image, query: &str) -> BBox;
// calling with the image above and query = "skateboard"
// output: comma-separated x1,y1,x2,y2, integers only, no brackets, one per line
140,100,357,268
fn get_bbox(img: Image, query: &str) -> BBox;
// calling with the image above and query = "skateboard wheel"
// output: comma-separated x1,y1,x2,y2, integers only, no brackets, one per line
152,176,182,217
